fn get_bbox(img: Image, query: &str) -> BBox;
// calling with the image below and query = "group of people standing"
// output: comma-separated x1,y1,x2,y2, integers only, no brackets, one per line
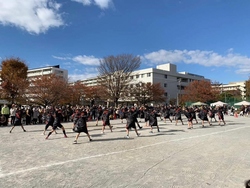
3,103,229,144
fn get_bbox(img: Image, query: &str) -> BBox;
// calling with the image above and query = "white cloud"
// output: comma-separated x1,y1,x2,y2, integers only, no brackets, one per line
71,0,113,9
71,0,91,6
53,54,100,66
72,55,100,66
68,72,98,82
143,49,250,74
0,0,64,34
52,55,71,60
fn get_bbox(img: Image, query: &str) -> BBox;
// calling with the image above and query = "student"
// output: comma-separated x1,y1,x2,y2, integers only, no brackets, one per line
45,108,67,139
184,107,193,129
9,108,26,133
125,107,140,138
43,111,56,135
101,108,113,134
208,107,217,122
174,106,184,126
163,106,172,123
199,106,212,127
95,106,103,126
148,109,161,133
217,106,226,126
73,110,92,144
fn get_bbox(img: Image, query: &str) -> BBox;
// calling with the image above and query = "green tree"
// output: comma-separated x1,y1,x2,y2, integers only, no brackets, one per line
97,54,141,107
0,57,29,104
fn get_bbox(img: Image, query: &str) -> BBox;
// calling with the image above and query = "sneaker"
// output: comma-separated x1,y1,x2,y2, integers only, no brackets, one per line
64,135,68,138
9,131,11,133
139,126,142,129
137,133,140,137
45,136,48,140
149,130,153,133
23,130,26,132
157,129,160,132
73,140,77,144
89,138,93,141
101,131,104,134
126,135,130,138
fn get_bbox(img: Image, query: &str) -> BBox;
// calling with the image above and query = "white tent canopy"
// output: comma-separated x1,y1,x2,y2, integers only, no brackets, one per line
191,101,207,106
210,101,227,106
234,100,250,106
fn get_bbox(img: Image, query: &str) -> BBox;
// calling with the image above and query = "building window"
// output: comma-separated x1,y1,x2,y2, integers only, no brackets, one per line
165,75,168,79
136,75,139,78
147,73,151,77
130,76,133,79
164,83,167,87
141,74,144,78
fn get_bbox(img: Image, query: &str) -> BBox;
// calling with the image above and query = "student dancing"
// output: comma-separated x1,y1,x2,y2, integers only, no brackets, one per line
9,108,26,133
45,108,68,139
73,110,92,144
125,107,140,138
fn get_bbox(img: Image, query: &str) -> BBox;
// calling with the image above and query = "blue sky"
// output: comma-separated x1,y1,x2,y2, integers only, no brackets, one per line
1,0,250,84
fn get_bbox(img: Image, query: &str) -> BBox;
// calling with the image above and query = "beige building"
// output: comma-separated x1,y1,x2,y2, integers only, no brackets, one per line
27,65,68,80
79,63,210,104
217,81,246,99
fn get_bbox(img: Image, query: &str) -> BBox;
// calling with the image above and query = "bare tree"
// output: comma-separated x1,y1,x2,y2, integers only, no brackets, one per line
97,54,141,107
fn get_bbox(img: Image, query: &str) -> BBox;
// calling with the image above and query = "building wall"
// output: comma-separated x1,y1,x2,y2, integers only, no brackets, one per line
218,81,246,99
78,63,209,104
130,63,209,103
27,65,68,80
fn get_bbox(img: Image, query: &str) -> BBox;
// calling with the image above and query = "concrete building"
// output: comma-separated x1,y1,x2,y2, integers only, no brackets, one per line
79,63,210,104
27,65,68,80
130,63,209,104
217,81,246,100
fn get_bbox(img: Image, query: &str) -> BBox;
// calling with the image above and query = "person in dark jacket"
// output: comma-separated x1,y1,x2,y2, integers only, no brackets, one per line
101,108,113,134
199,106,212,127
174,106,184,126
208,107,217,122
184,107,193,129
95,106,103,126
43,111,56,135
73,110,92,144
45,108,68,139
125,107,140,138
9,108,26,133
148,109,160,133
217,106,226,126
163,106,172,123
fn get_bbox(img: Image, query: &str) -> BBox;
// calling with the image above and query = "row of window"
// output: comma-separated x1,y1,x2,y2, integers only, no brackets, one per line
130,73,152,79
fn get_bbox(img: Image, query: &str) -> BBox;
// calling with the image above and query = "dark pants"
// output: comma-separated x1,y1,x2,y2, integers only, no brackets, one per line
3,115,9,125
